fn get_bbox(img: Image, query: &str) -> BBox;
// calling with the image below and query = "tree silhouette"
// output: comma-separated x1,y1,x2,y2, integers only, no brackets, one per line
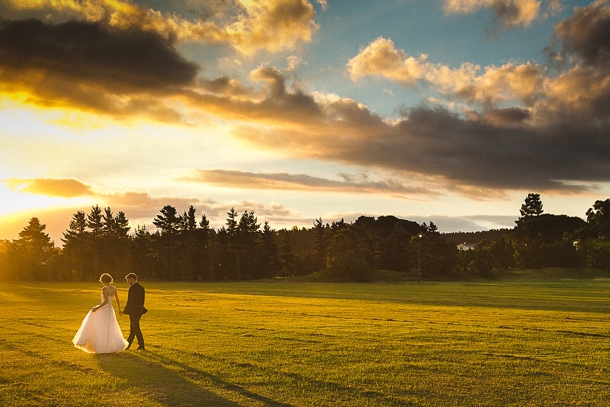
153,205,180,278
8,194,610,282
586,199,610,239
520,193,544,219
326,228,372,282
261,221,281,278
6,218,55,280
62,211,88,280
313,217,329,271
87,205,104,277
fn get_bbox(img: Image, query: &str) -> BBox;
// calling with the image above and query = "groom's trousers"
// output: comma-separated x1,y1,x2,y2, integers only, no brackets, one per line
127,313,144,348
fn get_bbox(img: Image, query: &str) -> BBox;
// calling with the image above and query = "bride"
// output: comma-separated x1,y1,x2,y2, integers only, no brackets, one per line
73,273,129,353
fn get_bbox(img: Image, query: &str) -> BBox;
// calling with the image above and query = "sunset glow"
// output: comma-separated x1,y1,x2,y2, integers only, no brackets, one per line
1,0,608,244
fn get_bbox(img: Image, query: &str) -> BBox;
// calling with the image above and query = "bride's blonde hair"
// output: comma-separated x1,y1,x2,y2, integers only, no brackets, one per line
99,273,113,283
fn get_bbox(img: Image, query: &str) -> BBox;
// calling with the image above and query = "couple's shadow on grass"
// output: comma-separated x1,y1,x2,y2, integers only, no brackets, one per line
96,349,292,407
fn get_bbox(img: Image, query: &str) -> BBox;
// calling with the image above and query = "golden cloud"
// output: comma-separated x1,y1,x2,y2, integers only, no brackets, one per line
430,61,544,106
224,0,318,55
5,178,93,197
348,37,427,86
0,0,318,55
348,37,544,107
540,65,610,122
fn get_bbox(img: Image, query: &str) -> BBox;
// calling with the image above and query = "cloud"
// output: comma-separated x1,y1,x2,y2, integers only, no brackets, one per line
199,76,252,97
7,3,609,197
230,93,608,195
480,107,531,125
347,37,428,86
348,37,545,107
444,0,544,28
2,1,609,200
316,0,328,11
179,169,436,197
0,0,319,55
223,0,319,54
0,18,197,120
84,190,308,231
552,0,610,68
5,178,94,197
540,0,610,121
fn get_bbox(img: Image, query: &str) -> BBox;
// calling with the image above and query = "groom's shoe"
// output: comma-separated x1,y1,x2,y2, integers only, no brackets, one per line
136,346,146,351
125,343,132,350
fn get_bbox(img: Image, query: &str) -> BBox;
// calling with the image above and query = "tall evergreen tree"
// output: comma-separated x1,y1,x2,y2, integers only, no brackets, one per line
237,210,260,279
132,225,157,280
197,214,213,280
520,193,544,219
223,208,240,279
261,221,281,278
103,208,131,275
178,206,198,280
62,211,88,280
153,205,180,278
6,218,55,280
87,205,104,236
214,227,230,280
180,206,198,232
153,205,180,234
87,205,104,277
102,207,117,237
313,217,329,271
115,211,131,239
278,233,297,277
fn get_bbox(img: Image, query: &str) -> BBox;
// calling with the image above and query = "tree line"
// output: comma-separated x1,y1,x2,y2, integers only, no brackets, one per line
1,195,609,282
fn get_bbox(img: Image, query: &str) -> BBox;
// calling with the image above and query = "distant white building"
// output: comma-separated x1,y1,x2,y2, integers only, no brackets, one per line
457,243,477,251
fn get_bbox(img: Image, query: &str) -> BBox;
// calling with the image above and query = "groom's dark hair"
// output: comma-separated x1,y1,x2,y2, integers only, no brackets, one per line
125,273,138,280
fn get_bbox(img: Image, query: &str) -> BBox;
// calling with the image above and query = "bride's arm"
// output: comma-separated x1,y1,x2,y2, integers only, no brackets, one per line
92,288,109,312
114,291,122,313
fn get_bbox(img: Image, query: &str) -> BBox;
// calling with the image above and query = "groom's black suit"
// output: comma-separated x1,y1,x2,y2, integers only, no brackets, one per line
123,282,147,349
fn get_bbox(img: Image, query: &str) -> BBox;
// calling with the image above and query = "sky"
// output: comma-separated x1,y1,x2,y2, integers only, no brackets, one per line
1,0,609,245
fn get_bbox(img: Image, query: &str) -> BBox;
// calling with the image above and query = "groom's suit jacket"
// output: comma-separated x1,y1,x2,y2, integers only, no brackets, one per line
123,282,147,316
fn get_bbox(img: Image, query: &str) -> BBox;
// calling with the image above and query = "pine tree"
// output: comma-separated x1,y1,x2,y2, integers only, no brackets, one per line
132,225,157,280
153,205,180,278
62,211,88,280
178,206,198,280
313,218,329,271
224,208,240,279
520,193,544,219
197,214,213,280
87,205,104,277
7,218,55,280
237,211,261,279
261,221,280,278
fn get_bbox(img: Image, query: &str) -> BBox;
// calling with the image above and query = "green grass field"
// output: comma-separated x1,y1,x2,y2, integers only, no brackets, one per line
1,279,610,406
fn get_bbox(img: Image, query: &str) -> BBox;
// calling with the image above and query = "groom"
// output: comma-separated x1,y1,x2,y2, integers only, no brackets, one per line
120,273,147,350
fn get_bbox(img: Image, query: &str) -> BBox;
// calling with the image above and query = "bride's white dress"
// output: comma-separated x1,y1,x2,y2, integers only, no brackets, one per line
73,286,129,353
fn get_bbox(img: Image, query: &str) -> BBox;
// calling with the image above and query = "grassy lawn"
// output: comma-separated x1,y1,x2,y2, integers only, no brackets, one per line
1,279,610,406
